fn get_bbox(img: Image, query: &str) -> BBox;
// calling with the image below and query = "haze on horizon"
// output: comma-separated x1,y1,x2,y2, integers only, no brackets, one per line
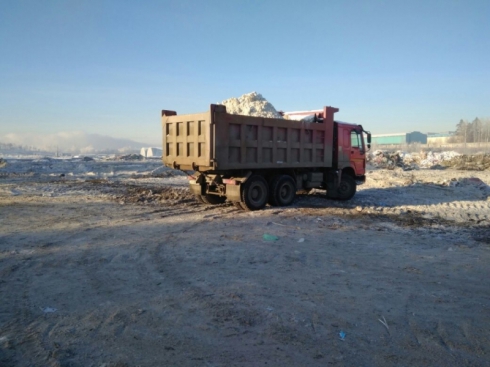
1,0,489,148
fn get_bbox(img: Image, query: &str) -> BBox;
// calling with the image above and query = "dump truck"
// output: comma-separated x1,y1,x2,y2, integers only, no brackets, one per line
161,104,371,210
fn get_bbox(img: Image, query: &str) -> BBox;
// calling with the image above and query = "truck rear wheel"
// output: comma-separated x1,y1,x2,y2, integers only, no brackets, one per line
196,194,226,205
241,175,268,211
328,175,356,200
269,175,296,206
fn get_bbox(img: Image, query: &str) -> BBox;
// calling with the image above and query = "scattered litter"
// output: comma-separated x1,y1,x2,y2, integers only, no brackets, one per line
378,316,390,333
263,234,279,241
42,307,57,313
271,222,286,227
355,206,363,212
298,238,305,243
339,331,346,341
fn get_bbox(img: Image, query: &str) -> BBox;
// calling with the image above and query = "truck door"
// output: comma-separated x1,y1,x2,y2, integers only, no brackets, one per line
349,130,365,175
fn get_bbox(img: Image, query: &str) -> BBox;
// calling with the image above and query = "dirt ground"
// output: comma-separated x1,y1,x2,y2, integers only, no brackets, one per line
1,160,490,366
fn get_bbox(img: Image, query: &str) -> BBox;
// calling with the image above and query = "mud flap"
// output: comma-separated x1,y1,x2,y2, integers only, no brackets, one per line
226,184,241,202
336,169,342,189
189,181,204,196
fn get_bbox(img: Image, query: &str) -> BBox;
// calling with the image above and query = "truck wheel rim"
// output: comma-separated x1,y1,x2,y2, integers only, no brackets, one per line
252,186,263,201
280,185,292,200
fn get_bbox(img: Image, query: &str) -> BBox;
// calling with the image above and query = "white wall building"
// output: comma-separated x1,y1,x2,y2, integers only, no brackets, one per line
140,147,162,158
147,147,162,157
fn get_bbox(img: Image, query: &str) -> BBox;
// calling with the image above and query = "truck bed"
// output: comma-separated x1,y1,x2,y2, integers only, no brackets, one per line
162,104,338,172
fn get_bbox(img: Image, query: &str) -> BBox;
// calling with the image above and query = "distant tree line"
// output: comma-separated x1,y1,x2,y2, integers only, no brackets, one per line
454,118,490,143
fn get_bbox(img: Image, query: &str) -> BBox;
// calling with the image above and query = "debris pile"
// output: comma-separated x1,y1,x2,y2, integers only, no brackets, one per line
368,150,415,170
220,92,283,119
130,166,188,179
116,186,195,205
149,166,188,178
419,151,460,168
442,154,490,171
368,150,463,170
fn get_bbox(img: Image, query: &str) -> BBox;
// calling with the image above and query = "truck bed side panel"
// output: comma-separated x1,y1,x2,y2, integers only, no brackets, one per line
163,105,334,171
213,110,333,170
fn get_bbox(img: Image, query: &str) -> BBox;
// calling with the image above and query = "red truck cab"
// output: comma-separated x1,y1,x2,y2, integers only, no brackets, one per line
282,109,371,184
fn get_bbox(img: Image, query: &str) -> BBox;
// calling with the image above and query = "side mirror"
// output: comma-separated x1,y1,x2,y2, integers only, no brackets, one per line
367,143,371,149
367,133,372,144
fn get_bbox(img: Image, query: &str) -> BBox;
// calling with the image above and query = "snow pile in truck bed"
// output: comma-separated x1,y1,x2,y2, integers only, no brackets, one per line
220,92,283,119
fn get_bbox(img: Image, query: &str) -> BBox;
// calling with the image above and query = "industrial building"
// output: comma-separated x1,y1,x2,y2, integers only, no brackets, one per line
371,131,427,146
427,132,455,145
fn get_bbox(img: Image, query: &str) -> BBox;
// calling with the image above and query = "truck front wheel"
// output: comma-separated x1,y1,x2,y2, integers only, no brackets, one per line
241,175,269,211
328,175,356,200
269,175,296,206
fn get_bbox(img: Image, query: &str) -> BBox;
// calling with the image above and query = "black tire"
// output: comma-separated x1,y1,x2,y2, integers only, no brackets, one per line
267,175,280,206
269,175,296,207
241,175,269,211
329,175,356,201
196,194,226,205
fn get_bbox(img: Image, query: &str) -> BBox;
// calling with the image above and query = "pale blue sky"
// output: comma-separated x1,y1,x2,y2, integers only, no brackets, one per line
1,0,489,145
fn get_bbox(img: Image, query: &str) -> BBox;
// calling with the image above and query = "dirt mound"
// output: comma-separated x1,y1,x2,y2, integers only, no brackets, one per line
116,186,195,205
443,154,490,171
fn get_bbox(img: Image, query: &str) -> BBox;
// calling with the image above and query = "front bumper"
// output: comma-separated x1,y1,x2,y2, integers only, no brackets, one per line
355,175,366,185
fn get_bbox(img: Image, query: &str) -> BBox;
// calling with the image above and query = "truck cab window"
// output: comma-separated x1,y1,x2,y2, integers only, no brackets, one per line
351,131,362,149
